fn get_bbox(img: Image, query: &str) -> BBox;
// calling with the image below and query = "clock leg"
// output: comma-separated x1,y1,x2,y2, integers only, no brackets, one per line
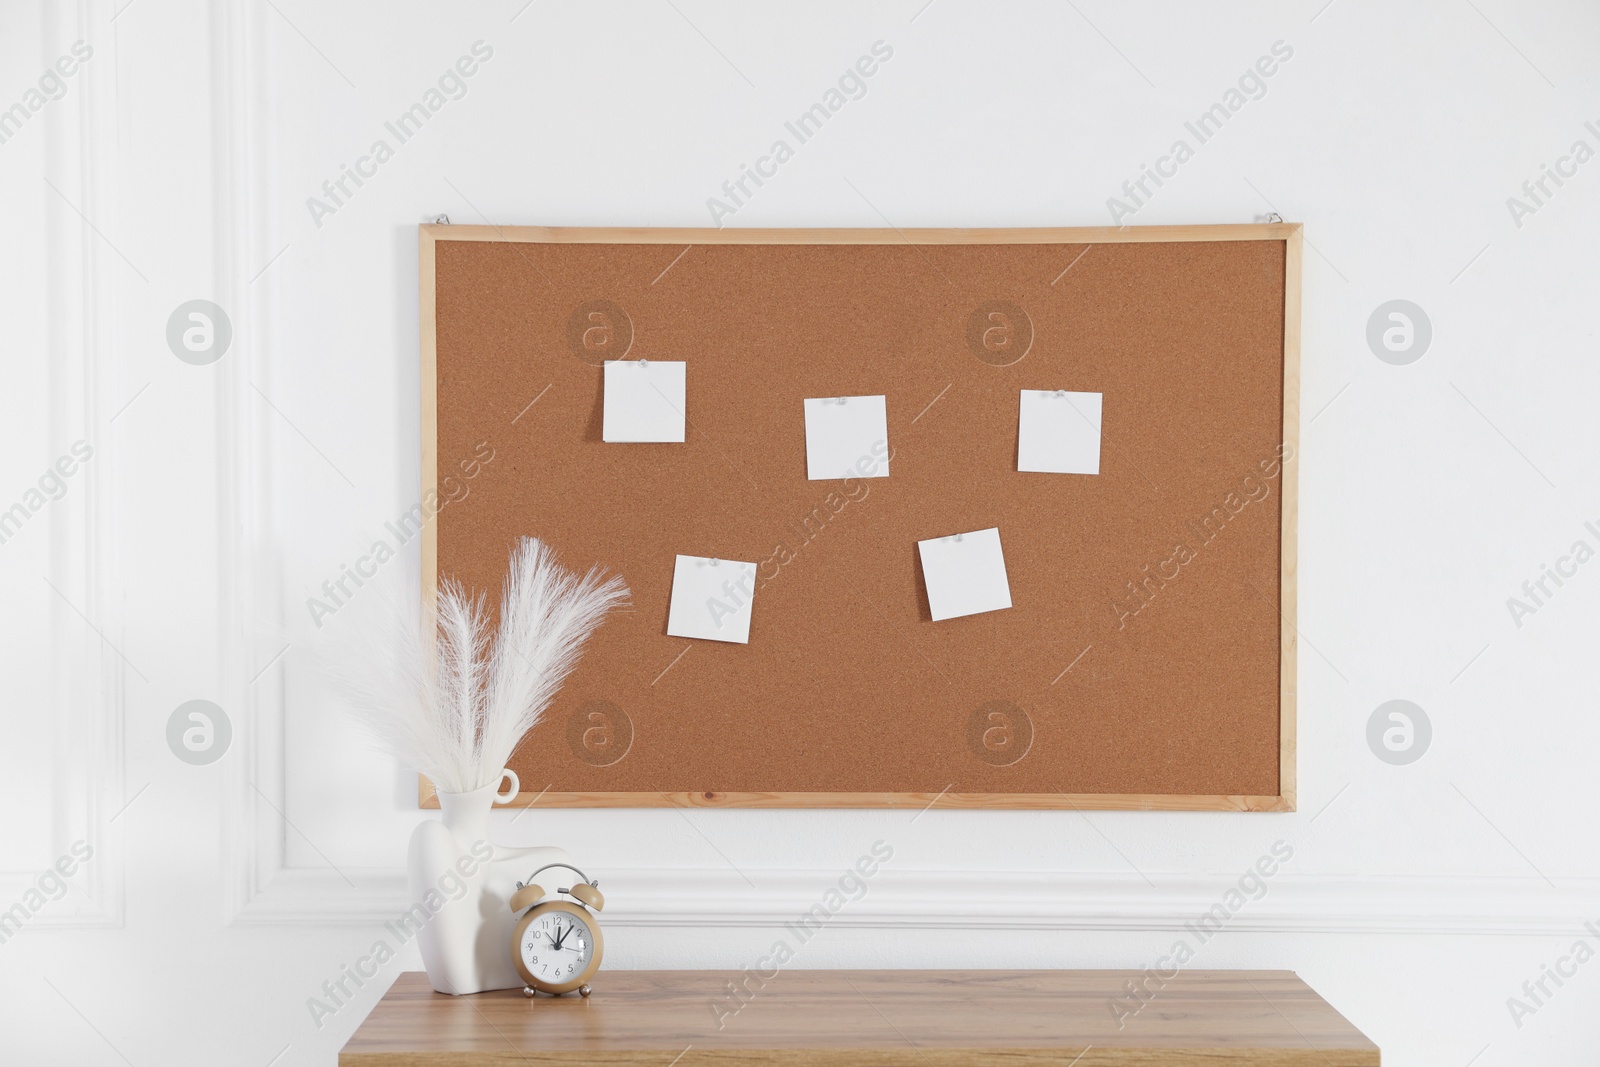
579,985,592,998
522,987,536,998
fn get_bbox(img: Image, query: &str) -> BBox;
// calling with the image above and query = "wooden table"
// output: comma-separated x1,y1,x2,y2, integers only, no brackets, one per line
341,970,1378,1066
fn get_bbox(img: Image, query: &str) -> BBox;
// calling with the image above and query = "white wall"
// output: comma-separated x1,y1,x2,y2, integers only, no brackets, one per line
3,1,1599,1063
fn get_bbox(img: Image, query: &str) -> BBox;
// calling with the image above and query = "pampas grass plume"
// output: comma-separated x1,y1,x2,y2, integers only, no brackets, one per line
327,538,628,794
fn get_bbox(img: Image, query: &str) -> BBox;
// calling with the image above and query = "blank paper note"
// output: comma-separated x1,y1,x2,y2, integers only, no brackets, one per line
1017,389,1101,474
803,395,890,480
603,360,686,442
666,554,757,644
917,527,1013,622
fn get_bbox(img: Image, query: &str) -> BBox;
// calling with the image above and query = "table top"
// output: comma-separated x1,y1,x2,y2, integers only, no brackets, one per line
340,970,1378,1066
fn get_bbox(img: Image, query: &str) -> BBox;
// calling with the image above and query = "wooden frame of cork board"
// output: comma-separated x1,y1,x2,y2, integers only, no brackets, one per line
418,222,1300,812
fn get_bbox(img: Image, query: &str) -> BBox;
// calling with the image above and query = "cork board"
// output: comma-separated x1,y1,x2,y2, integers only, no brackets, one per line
420,224,1300,811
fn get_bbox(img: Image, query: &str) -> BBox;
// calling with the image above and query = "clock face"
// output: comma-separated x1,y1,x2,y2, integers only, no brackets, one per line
520,910,596,985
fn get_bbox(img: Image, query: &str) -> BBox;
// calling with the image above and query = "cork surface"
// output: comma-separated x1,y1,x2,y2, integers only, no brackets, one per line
432,234,1288,799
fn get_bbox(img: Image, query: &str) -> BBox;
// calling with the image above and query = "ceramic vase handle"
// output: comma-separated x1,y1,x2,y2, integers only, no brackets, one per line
494,768,520,804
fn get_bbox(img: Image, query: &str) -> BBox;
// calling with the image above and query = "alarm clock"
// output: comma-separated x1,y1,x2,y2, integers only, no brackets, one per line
509,864,605,997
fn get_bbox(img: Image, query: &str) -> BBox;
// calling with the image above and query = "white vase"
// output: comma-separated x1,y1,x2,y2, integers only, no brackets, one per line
407,769,574,995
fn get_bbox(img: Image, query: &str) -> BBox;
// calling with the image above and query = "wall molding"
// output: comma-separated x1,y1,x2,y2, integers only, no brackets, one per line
7,0,128,931
210,5,1600,947
228,866,1600,937
220,0,290,926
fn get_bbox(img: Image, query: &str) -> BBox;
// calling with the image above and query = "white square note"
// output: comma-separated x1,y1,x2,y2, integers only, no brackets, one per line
1017,389,1102,474
603,360,686,442
803,395,890,481
666,554,757,644
917,527,1013,622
